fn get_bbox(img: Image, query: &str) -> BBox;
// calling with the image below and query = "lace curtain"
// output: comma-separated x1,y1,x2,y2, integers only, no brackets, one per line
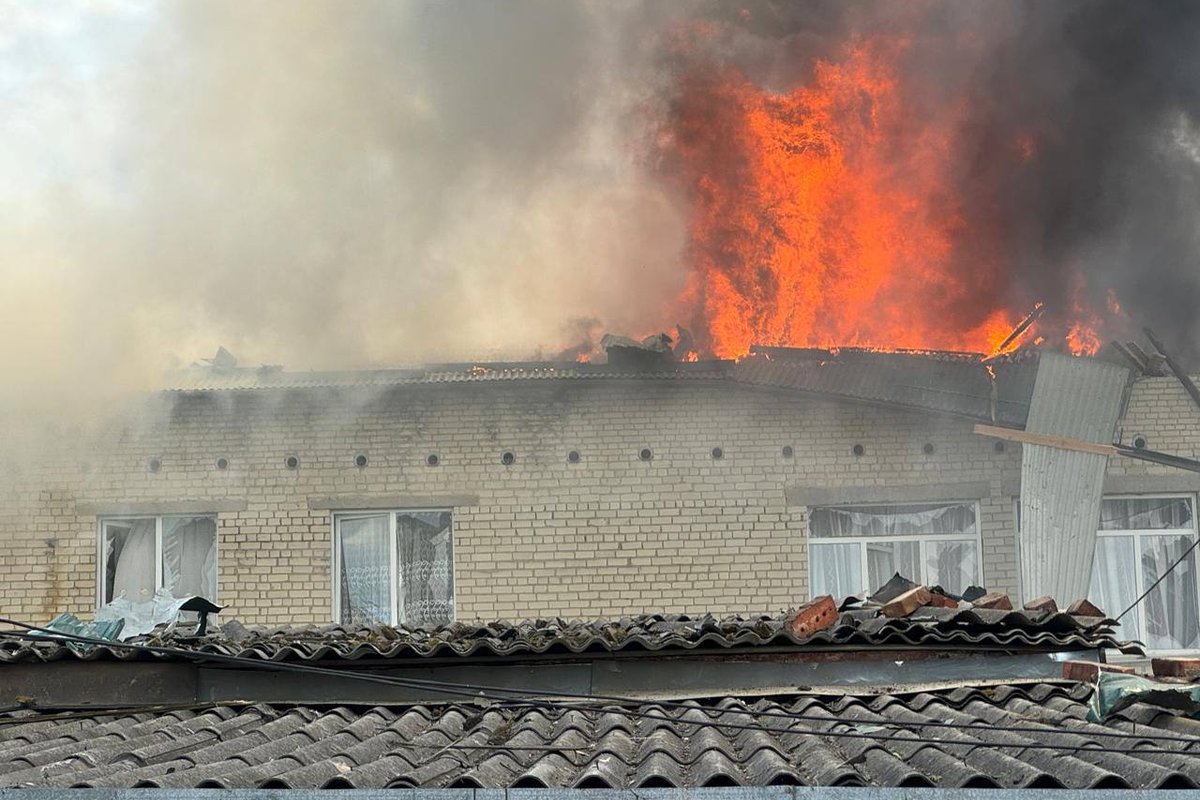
338,514,391,626
398,511,454,627
810,503,977,538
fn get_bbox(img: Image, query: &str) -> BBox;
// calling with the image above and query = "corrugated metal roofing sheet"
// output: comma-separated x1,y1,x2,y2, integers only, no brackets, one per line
1019,353,1131,603
1,683,1198,789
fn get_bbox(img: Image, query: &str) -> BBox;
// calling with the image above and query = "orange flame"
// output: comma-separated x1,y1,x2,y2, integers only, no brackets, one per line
655,25,1106,358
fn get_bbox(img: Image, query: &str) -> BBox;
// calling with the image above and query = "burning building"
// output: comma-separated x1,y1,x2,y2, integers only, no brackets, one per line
1,336,1197,653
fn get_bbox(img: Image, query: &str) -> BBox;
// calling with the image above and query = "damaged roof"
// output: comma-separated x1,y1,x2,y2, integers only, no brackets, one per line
163,346,1042,425
0,610,1136,665
2,682,1198,789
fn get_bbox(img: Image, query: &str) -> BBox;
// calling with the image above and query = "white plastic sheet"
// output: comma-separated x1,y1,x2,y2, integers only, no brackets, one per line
95,587,189,640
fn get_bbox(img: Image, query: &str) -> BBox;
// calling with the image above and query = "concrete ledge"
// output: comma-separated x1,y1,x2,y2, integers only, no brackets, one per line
307,494,480,511
785,481,990,507
1103,473,1200,494
76,499,248,516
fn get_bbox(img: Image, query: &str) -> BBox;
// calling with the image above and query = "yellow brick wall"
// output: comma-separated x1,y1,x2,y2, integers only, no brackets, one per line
1,379,1040,625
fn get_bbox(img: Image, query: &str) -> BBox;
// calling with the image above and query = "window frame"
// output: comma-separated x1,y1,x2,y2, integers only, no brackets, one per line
806,500,983,598
95,514,219,608
1095,493,1199,653
330,508,456,626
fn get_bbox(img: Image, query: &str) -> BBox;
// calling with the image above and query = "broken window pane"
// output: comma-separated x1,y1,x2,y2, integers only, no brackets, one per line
866,540,920,594
926,539,977,595
1140,534,1200,650
162,516,218,601
809,503,976,538
102,518,156,604
101,515,219,608
1100,497,1193,530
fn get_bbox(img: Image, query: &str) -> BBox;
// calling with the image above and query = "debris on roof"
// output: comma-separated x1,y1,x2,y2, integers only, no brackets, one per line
1089,671,1200,723
0,604,1137,666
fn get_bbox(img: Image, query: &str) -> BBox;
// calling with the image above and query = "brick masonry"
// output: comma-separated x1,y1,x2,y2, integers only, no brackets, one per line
0,374,1194,626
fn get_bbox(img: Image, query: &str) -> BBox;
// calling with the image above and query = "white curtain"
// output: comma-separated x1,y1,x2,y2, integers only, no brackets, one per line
397,511,454,626
926,539,977,595
866,540,920,593
1140,534,1200,650
1091,536,1140,642
338,515,391,626
105,519,156,603
162,516,217,601
810,503,977,538
810,542,862,599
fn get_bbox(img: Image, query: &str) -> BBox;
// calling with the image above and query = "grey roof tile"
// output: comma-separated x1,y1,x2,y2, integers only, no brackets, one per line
4,682,1200,789
0,609,1138,666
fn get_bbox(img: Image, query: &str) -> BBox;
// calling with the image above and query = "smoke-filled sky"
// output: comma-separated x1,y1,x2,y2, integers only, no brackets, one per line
2,0,1200,419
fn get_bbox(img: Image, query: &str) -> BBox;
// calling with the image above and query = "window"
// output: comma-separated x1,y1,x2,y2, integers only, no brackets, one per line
333,510,454,627
1090,495,1198,651
99,515,217,606
808,502,980,599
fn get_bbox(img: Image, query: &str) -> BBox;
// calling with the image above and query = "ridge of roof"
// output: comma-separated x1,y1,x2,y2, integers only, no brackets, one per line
0,610,1137,665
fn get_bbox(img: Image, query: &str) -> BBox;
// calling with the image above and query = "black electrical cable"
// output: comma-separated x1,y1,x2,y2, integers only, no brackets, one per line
1115,536,1200,623
0,619,1179,749
0,621,1196,756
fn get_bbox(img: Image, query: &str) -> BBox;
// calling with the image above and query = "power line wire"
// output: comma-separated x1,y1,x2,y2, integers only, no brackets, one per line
0,621,1196,756
1116,536,1200,623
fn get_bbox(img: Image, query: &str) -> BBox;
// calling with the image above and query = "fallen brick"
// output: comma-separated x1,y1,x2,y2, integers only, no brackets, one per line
882,586,933,618
1067,598,1105,617
1062,660,1136,683
1023,596,1058,615
786,595,839,639
1152,657,1200,679
973,592,1013,611
925,592,958,609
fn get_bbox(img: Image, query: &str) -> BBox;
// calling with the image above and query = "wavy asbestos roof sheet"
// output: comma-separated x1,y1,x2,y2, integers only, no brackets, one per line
0,610,1136,665
1,683,1198,789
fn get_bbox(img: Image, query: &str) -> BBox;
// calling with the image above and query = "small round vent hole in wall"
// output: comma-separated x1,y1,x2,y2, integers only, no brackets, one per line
285,455,300,469
354,454,368,468
501,451,515,466
567,450,581,464
639,448,653,462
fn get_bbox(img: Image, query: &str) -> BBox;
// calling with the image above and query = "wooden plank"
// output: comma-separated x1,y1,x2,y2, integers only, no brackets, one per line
1144,327,1200,413
972,423,1117,456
